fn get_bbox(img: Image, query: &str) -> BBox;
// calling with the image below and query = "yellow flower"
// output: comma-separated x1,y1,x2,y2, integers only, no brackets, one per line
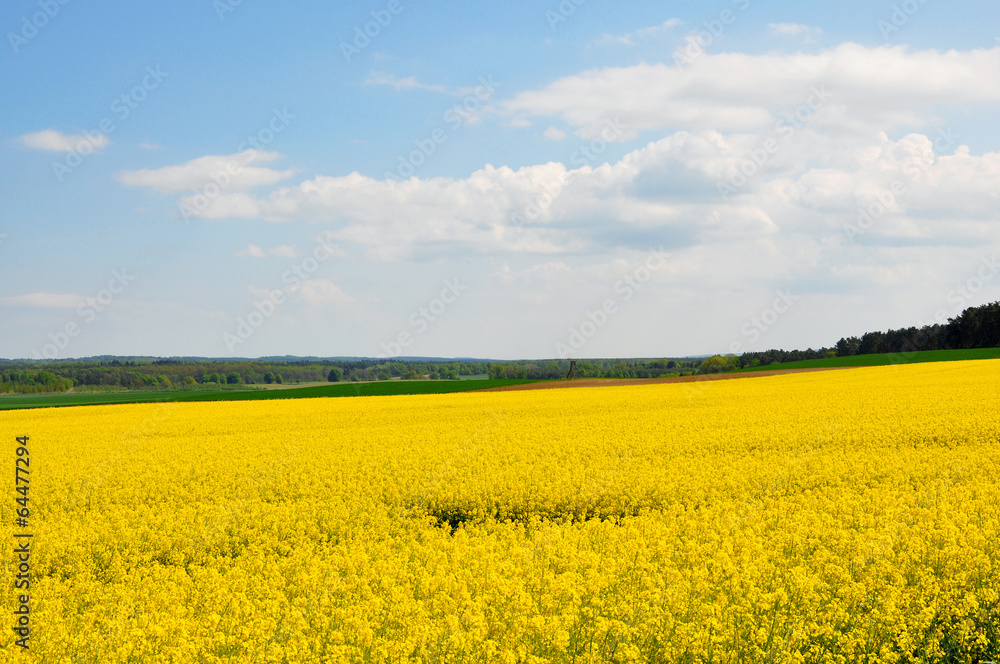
1,360,998,662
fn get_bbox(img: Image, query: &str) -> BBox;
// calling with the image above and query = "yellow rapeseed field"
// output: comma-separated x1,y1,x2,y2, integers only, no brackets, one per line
2,360,999,663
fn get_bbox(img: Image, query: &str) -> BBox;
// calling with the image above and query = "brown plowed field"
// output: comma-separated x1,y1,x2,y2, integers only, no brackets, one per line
475,367,851,392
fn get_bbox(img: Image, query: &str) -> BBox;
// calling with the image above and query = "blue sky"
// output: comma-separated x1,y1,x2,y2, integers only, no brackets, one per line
2,0,999,360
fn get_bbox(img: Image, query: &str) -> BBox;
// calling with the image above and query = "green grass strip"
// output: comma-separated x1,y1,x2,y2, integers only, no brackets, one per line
0,379,540,411
740,347,1000,371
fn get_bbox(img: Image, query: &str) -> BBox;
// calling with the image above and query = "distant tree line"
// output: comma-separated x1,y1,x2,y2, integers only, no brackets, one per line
0,369,74,394
0,356,704,395
737,300,1000,369
4,301,995,395
486,359,696,380
736,347,837,369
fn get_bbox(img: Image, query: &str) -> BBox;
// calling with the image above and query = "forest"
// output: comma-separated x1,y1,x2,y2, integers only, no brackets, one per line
736,300,1000,368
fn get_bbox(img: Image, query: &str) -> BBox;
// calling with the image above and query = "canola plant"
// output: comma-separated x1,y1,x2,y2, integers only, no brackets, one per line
1,360,998,663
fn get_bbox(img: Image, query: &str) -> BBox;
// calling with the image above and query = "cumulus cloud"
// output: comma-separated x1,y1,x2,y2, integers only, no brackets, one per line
20,129,109,152
39,38,995,359
116,150,295,193
501,44,1000,138
113,42,1000,346
145,127,1000,270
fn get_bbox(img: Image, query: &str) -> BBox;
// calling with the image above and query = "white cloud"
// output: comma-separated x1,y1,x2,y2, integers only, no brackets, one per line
235,244,304,258
768,23,821,37
113,42,1000,349
296,279,356,306
268,244,300,258
364,72,499,99
19,129,109,152
363,72,493,97
501,44,1000,138
10,42,997,360
235,244,266,258
364,72,452,94
155,128,1000,272
116,150,295,193
591,19,683,47
0,293,84,308
181,191,270,220
171,162,604,257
